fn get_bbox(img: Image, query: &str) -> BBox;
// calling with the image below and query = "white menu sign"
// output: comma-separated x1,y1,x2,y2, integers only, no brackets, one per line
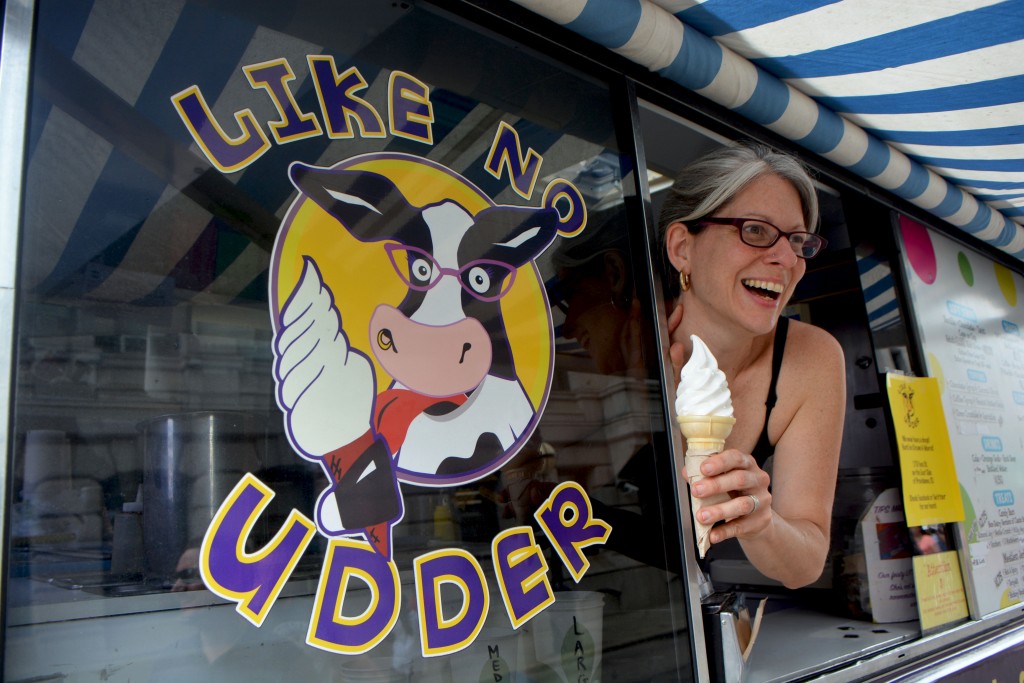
899,216,1024,617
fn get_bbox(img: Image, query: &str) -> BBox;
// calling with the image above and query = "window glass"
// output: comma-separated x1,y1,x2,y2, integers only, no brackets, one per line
6,2,692,681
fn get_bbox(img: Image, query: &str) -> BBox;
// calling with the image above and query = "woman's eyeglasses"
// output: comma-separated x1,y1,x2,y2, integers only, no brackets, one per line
694,217,827,259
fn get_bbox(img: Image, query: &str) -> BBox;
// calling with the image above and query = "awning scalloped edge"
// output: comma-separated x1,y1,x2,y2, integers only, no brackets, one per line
509,0,1024,258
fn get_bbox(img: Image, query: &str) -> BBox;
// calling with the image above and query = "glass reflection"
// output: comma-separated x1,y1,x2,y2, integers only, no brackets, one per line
5,1,692,681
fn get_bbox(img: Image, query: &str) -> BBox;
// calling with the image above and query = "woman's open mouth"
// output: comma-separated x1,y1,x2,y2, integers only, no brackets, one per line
742,278,783,301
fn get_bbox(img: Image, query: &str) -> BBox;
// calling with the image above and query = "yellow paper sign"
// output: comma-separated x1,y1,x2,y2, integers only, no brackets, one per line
912,551,969,631
886,375,964,527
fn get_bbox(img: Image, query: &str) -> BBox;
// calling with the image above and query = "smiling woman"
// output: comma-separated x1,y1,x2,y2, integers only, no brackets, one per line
660,142,847,589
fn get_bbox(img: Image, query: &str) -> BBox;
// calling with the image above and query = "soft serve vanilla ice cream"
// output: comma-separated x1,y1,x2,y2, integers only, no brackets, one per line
674,335,736,558
676,335,734,418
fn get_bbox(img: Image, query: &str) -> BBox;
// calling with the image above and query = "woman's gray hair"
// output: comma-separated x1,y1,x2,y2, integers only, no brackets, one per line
658,142,819,295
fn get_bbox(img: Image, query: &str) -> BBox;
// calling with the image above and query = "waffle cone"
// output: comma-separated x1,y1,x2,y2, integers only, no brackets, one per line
675,415,735,557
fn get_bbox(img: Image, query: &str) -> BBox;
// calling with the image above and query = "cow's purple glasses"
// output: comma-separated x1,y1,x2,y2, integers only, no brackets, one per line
384,243,517,302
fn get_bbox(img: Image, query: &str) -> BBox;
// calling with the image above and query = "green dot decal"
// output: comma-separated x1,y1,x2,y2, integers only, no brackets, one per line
957,252,974,286
561,618,597,683
478,655,512,683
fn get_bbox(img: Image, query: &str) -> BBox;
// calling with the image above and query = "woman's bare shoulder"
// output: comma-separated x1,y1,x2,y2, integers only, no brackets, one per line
774,319,846,458
785,318,845,379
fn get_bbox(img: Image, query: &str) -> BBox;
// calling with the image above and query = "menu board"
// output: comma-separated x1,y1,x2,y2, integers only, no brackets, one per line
899,216,1024,617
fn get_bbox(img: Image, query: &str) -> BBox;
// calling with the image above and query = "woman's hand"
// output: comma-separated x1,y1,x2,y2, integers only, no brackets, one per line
690,448,773,544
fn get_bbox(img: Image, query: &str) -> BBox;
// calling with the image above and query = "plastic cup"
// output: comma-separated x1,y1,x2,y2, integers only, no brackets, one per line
334,644,405,683
22,429,71,496
447,625,521,683
529,591,604,683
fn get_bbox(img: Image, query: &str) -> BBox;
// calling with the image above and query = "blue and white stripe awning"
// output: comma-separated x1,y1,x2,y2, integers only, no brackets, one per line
511,0,1024,259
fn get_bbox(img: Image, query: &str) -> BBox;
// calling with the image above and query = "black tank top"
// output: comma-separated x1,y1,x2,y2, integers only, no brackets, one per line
702,318,789,565
750,316,789,468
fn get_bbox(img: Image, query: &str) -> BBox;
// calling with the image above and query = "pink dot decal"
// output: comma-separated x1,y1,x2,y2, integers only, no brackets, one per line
899,216,936,285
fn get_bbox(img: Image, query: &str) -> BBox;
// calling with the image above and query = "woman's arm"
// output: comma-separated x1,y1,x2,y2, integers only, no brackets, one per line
692,323,846,588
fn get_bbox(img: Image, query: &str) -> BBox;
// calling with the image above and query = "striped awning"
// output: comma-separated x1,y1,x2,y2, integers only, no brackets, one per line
510,0,1024,260
18,0,1024,309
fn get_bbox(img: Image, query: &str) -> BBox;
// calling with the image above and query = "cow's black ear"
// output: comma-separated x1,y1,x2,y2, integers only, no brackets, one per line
472,206,561,267
288,163,420,243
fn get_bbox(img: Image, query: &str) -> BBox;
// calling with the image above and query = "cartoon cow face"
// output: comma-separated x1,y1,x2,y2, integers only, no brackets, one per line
289,163,559,398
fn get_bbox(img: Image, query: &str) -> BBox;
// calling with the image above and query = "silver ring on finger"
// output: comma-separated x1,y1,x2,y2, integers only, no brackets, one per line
748,494,760,514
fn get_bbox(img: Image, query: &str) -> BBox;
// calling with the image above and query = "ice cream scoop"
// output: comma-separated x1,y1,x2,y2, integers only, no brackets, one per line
675,335,735,557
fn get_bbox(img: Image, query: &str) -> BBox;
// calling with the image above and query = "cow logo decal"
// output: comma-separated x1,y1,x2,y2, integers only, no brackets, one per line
178,65,613,655
270,152,583,558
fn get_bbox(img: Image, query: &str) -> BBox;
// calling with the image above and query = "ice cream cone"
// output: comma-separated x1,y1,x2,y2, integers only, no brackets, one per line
676,415,735,557
677,415,735,451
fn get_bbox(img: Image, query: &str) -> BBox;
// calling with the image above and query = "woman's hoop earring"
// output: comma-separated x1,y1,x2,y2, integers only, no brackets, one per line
680,272,691,292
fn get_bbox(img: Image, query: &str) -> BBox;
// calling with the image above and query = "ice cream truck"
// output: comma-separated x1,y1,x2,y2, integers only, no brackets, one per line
1,0,1023,681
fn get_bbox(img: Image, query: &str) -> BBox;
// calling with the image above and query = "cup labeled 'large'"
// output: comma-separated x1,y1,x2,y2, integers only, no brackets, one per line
529,591,604,683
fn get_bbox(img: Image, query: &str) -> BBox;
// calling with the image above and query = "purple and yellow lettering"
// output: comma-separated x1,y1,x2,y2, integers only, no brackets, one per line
243,59,322,144
307,538,401,655
534,482,611,583
542,178,587,238
307,57,386,140
201,473,316,627
485,121,542,200
492,527,554,629
414,549,489,657
388,71,433,144
171,85,271,173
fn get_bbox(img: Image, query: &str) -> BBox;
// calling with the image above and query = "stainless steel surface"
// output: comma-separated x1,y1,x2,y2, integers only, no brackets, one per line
884,621,1024,683
743,605,919,682
0,0,32,292
807,605,1024,683
0,0,36,608
139,411,265,580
